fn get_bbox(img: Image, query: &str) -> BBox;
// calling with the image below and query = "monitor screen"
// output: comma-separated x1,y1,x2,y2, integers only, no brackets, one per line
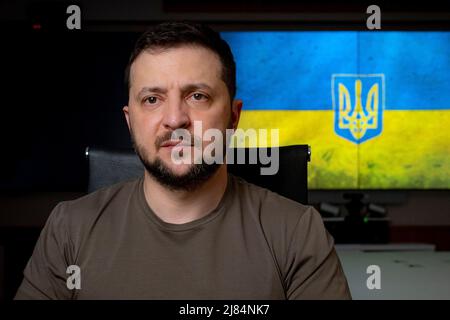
221,31,450,190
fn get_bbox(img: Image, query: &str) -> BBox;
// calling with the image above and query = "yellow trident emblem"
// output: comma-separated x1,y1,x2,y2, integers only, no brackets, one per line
333,74,384,144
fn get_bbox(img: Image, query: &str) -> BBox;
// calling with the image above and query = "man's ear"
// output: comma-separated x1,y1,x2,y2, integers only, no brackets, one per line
231,99,243,130
123,105,131,131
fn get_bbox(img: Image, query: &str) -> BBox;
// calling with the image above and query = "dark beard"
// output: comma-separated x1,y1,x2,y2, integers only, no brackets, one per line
140,152,220,191
133,139,221,192
129,117,232,191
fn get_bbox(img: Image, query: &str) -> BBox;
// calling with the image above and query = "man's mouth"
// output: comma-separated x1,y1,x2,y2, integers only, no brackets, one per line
160,140,193,148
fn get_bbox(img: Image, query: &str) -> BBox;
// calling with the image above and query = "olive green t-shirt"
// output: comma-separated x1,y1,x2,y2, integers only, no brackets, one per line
15,174,351,300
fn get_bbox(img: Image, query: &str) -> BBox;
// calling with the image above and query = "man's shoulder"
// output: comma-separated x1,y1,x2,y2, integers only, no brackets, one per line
52,177,141,224
230,174,317,225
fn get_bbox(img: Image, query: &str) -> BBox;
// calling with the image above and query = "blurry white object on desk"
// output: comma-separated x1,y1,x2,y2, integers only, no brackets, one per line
336,246,450,300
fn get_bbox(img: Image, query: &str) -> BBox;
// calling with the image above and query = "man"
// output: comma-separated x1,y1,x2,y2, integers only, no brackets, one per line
15,21,351,300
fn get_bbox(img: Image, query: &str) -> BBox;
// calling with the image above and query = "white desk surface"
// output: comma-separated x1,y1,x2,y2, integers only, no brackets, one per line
336,248,450,300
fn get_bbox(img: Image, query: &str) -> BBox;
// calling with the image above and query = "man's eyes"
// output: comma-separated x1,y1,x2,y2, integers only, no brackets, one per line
142,92,209,105
190,92,209,102
143,96,158,104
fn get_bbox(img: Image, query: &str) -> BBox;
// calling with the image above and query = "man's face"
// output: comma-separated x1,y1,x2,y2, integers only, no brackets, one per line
123,45,242,190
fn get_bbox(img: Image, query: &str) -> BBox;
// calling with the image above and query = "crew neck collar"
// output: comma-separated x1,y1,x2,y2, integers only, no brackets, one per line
136,174,233,232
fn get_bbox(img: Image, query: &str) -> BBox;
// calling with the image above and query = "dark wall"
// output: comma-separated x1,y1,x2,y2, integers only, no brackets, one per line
0,31,138,192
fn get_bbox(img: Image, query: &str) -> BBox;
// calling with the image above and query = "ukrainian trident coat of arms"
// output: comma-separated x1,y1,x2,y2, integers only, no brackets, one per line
332,74,385,144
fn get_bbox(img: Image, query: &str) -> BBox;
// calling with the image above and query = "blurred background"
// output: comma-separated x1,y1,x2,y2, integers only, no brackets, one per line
0,0,449,300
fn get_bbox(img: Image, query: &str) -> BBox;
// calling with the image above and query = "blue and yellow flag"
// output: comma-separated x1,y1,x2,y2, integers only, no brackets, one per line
221,31,450,189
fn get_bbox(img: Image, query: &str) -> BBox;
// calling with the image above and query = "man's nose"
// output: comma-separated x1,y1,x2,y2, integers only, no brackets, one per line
161,97,191,130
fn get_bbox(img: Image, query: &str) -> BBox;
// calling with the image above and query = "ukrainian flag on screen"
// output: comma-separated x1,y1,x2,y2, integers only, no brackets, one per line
221,31,450,189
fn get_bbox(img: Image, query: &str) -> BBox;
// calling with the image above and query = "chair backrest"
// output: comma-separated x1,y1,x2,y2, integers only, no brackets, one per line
86,145,311,204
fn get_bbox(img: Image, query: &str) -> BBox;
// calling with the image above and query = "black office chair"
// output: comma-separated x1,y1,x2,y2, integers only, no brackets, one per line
86,145,311,204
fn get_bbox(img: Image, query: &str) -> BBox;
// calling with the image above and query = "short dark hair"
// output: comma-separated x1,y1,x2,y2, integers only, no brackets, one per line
125,21,236,101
